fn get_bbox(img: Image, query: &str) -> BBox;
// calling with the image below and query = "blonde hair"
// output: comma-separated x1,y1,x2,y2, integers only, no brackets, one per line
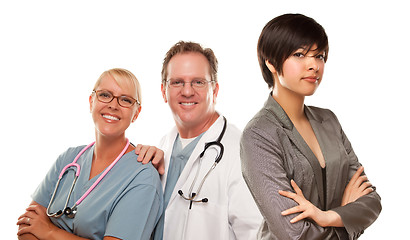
93,68,142,105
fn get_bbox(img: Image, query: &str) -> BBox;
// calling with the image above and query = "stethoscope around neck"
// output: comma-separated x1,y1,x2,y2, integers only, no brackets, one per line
46,139,130,218
178,116,227,205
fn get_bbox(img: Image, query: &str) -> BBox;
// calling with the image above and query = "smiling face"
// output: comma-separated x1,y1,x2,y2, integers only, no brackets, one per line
267,45,325,97
161,52,219,137
89,73,140,140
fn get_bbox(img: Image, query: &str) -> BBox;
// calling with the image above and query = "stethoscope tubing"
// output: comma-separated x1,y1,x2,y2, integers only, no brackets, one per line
178,117,227,203
76,139,129,206
59,163,81,178
47,139,130,218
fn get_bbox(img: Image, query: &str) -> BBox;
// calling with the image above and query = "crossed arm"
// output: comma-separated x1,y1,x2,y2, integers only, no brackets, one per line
17,145,164,240
279,166,373,227
17,201,120,240
241,124,381,239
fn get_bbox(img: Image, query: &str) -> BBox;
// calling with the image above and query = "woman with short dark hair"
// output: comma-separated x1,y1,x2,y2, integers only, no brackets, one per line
241,14,381,239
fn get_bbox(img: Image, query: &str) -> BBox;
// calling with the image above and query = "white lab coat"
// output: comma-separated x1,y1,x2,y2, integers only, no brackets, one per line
158,115,262,240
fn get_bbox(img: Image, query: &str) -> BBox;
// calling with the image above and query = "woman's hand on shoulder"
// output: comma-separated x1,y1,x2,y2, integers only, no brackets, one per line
135,144,165,175
341,166,374,206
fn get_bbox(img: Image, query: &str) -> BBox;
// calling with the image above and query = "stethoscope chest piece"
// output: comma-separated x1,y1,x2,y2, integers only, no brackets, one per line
64,206,77,218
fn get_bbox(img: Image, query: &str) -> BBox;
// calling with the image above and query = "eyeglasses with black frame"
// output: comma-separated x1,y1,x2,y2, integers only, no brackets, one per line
92,90,140,108
166,79,214,89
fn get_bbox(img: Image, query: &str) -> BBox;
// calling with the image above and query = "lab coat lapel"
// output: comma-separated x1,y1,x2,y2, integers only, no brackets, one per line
166,116,224,208
160,127,179,191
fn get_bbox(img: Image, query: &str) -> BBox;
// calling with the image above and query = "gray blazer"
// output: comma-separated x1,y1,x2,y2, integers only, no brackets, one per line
240,94,381,240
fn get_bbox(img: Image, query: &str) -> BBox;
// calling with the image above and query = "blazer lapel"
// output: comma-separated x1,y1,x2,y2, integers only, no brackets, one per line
285,126,325,209
306,107,342,210
265,95,325,208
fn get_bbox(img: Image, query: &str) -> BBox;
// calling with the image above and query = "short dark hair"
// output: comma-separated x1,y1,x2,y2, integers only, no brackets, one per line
161,41,218,84
257,14,329,88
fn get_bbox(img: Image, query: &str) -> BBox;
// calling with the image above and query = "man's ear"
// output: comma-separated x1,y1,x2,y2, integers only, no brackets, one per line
265,60,277,73
161,83,168,103
212,82,219,104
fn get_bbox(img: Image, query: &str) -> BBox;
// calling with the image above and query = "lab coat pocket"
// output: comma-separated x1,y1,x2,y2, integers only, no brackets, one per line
185,201,228,239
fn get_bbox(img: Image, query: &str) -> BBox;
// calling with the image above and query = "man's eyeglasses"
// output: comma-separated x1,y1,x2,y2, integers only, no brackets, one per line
93,90,140,108
166,79,214,89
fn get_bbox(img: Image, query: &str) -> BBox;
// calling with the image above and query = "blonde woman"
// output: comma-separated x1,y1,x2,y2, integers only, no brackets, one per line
17,68,163,240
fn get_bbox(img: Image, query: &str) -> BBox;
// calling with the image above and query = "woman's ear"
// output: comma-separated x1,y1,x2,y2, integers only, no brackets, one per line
132,106,141,123
89,94,94,112
265,60,277,74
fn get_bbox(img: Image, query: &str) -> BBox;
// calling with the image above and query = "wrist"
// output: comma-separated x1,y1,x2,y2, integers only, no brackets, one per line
46,225,61,240
324,210,343,227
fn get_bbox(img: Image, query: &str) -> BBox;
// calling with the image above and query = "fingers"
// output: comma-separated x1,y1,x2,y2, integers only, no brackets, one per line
278,190,296,200
17,225,28,236
352,175,368,189
342,166,374,206
352,166,364,180
362,186,374,196
18,213,26,220
135,144,143,156
143,148,157,164
290,179,304,196
26,204,43,215
17,211,29,227
279,180,326,225
135,145,166,175
351,166,365,184
290,212,308,223
17,211,33,223
358,180,372,191
155,156,165,175
17,214,34,238
281,205,302,216
279,180,305,203
345,166,369,191
350,167,373,195
17,204,43,226
17,217,31,226
21,210,36,220
136,145,163,165
17,224,32,236
136,145,150,162
280,203,310,224
150,148,165,174
151,149,164,166
358,181,374,198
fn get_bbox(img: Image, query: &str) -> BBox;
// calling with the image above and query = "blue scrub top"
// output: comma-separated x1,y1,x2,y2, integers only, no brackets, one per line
32,145,163,240
153,133,203,240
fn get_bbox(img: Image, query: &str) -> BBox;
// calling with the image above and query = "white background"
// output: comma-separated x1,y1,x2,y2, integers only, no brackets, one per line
1,0,408,239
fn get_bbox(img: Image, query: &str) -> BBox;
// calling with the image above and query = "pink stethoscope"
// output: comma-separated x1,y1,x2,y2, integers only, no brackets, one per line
46,139,130,218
